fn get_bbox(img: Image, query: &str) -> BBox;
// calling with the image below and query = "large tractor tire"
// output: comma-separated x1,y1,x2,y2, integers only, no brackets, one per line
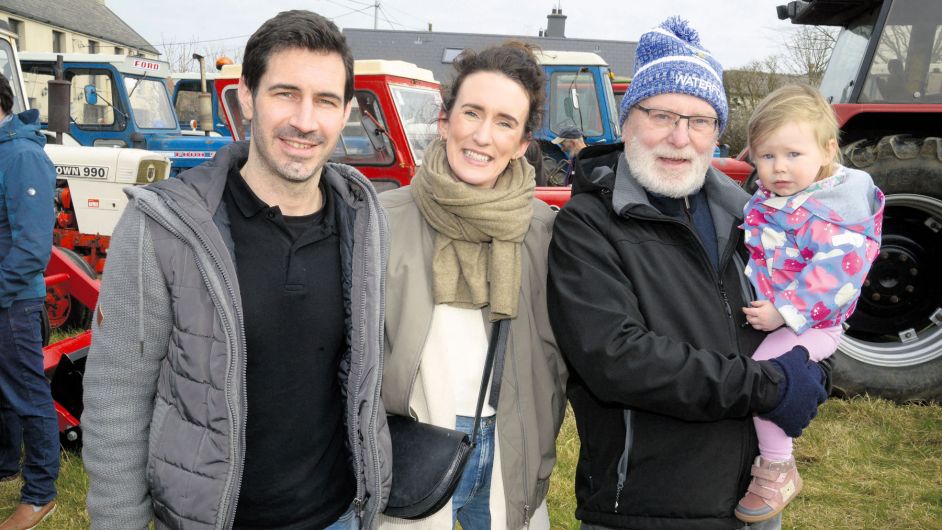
44,246,96,332
835,135,942,402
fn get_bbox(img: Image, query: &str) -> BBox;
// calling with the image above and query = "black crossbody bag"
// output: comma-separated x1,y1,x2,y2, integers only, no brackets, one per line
383,318,510,519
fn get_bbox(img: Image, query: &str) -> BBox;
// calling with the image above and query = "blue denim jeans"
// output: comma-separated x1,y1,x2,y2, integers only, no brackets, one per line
0,298,59,505
452,415,496,530
0,401,22,477
323,502,358,530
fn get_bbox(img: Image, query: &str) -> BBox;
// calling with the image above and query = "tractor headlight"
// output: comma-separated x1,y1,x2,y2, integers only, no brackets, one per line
137,160,170,184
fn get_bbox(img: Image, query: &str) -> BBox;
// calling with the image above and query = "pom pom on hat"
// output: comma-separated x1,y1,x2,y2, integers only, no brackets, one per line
619,16,728,134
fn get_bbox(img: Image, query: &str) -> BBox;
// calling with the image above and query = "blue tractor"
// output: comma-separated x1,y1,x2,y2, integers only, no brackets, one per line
533,50,621,185
171,71,232,137
19,52,231,176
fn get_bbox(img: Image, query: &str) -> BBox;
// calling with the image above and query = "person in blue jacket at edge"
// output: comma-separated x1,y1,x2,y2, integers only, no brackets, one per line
0,72,60,529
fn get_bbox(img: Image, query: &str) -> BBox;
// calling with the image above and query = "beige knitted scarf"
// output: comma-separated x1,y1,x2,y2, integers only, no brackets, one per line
411,138,535,320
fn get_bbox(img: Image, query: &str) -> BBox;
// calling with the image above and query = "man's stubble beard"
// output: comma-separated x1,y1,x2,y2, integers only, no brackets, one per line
625,134,713,198
251,120,334,185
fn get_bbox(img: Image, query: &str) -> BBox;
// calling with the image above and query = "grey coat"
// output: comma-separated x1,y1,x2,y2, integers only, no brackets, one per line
82,142,391,529
379,187,567,528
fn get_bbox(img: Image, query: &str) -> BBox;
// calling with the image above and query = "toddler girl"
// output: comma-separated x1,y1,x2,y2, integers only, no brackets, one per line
735,83,884,523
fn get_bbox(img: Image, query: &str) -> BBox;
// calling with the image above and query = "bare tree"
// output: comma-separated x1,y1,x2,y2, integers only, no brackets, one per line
722,57,789,154
781,25,838,85
157,36,244,74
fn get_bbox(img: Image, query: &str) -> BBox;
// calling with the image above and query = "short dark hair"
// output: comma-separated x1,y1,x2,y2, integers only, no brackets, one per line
241,10,354,102
443,42,546,135
0,73,13,115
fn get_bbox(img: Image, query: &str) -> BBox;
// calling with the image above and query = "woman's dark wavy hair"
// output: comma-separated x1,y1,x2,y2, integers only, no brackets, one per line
0,73,14,115
442,41,546,135
241,10,354,103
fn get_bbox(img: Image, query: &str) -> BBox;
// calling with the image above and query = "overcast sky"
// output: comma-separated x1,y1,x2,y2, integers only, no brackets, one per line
106,0,801,70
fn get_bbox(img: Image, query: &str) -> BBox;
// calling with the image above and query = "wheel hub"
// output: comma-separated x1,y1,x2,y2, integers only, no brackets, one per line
842,194,942,367
863,244,919,307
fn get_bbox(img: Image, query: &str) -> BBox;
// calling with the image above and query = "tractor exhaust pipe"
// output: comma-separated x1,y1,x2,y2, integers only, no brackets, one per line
193,53,213,136
46,55,71,145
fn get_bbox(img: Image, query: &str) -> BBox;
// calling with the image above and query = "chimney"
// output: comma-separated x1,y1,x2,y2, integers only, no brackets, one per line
545,7,566,38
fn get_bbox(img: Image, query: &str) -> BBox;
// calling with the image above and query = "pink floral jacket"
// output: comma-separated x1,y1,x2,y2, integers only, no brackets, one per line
742,166,885,334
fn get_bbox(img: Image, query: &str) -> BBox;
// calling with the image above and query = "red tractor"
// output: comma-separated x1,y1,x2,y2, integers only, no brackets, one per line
214,60,441,194
778,0,942,402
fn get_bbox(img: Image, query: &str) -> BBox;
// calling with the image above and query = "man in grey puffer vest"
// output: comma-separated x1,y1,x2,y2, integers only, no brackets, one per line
82,11,391,529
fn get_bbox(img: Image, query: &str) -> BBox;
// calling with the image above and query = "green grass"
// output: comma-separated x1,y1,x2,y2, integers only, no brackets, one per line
1,397,939,529
548,397,942,530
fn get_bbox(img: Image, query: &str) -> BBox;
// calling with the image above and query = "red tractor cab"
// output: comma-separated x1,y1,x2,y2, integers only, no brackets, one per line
778,0,942,402
215,60,441,192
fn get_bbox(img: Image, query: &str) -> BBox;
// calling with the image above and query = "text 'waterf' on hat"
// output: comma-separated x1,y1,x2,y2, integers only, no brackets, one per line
618,16,729,134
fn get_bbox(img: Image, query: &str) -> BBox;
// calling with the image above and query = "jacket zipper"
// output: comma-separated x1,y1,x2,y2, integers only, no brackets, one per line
509,328,533,528
614,409,633,511
631,207,743,350
362,184,389,526
135,196,247,530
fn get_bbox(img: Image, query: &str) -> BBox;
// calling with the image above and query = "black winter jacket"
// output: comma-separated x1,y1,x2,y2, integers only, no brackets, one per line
547,143,827,529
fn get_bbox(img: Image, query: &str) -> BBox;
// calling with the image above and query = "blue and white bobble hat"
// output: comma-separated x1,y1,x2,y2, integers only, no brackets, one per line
619,16,728,134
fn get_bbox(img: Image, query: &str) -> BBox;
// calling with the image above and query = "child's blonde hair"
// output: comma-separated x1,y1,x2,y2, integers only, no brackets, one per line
748,83,842,180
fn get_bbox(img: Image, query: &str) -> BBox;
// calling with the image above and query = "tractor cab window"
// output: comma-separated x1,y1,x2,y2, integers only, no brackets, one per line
0,39,25,114
174,80,201,129
331,90,395,166
550,70,603,138
601,68,620,137
860,0,942,103
124,76,176,130
819,13,876,104
220,84,249,140
390,85,441,166
22,66,120,129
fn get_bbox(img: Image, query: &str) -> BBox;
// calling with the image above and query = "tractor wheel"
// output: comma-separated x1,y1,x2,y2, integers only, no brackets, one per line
44,247,96,332
834,135,942,402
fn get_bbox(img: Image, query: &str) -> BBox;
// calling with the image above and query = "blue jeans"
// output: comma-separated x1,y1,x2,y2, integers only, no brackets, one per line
452,415,496,530
0,399,22,477
323,503,358,530
0,298,59,505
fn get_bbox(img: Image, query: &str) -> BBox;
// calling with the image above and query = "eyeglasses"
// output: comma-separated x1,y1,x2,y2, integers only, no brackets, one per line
634,104,718,133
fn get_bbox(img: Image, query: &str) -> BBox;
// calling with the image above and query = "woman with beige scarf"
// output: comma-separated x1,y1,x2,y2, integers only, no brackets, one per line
378,43,567,530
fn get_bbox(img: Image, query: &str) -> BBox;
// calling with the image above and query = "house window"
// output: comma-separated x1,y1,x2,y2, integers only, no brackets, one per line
8,18,22,48
442,48,464,64
88,40,99,54
52,31,64,53
114,47,124,55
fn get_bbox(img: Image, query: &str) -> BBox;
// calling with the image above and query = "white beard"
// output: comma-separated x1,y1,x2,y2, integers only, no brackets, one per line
625,135,713,198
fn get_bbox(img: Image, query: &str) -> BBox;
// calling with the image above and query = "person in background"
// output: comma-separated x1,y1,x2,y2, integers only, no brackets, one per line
0,72,59,529
378,42,566,530
547,17,831,530
524,141,547,186
551,125,587,160
550,126,586,185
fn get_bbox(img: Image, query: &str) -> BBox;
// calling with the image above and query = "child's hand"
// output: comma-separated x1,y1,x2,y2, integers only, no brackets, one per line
742,300,785,331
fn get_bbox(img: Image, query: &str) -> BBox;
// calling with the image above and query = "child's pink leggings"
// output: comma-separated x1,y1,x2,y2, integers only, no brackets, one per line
753,326,842,461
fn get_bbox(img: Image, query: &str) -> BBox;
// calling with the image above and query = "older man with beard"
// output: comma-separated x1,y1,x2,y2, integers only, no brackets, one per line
546,17,831,530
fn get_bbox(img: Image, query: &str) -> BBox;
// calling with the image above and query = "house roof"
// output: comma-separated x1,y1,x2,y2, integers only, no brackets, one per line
0,0,158,54
342,28,636,83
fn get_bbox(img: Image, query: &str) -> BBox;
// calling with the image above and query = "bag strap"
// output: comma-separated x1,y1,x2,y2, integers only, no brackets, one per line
469,319,510,445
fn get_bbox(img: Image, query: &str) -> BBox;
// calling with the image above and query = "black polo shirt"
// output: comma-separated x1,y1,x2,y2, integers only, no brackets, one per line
227,166,354,530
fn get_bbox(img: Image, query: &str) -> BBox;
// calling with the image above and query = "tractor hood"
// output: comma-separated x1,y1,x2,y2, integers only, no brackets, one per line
146,134,233,167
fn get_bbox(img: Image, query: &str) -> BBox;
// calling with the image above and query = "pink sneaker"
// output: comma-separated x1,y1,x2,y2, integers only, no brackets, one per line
735,456,802,523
